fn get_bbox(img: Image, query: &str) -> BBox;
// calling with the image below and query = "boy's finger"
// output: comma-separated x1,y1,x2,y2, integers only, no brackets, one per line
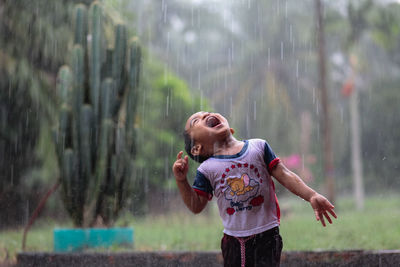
323,211,332,224
314,210,320,221
184,155,188,164
325,200,335,210
328,208,337,219
176,151,183,160
319,213,326,227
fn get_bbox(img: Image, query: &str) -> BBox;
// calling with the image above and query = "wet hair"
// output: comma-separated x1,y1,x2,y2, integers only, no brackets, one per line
183,130,210,163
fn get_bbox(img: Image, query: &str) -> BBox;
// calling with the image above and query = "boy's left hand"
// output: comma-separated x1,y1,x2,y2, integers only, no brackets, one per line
309,193,337,227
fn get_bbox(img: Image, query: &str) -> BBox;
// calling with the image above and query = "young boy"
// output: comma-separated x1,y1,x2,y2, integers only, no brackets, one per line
172,111,337,267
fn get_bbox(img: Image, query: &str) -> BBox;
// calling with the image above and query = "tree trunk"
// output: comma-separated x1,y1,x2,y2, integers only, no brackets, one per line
315,0,335,203
349,68,364,210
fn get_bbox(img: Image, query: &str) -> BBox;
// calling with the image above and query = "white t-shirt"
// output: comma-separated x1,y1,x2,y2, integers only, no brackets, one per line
192,139,281,237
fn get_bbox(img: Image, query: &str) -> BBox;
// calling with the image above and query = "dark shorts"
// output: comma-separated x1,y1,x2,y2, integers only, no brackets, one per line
221,227,283,267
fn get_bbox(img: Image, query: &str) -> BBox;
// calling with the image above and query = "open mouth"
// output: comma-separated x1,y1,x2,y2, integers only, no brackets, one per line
206,116,221,128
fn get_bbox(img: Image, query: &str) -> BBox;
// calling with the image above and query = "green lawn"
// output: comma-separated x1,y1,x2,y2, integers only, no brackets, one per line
1,195,399,263
280,195,400,250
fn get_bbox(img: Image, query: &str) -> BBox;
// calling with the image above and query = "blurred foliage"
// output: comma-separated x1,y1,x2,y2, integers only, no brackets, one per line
0,0,94,228
370,3,400,66
1,0,400,227
361,78,400,191
131,57,207,215
0,0,205,227
125,0,400,196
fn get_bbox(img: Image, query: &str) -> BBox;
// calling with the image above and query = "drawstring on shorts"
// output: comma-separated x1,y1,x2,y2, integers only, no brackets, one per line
235,235,255,267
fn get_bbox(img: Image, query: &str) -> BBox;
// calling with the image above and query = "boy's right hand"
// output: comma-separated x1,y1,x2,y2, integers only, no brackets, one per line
173,151,189,182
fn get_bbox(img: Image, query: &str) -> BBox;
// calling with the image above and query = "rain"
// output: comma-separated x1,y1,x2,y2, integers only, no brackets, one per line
1,0,400,266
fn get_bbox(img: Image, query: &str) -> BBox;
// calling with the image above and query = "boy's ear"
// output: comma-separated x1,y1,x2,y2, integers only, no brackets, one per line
191,144,202,156
230,128,235,134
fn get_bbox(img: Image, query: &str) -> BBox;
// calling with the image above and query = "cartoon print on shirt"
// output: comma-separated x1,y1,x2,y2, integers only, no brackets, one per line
222,163,266,215
227,174,254,196
224,173,259,204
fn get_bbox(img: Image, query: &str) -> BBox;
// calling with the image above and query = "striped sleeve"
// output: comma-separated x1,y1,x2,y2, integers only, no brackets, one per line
192,170,213,200
264,141,281,173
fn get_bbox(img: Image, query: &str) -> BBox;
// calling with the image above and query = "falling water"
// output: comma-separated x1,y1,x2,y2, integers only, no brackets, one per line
2,0,400,261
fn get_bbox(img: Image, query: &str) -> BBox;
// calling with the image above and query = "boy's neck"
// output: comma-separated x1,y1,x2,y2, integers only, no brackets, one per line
212,136,244,156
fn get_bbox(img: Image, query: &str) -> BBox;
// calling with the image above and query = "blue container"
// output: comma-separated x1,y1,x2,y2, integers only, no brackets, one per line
54,228,134,252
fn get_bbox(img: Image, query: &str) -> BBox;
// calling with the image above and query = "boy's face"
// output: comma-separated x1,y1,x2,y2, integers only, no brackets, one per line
185,111,234,156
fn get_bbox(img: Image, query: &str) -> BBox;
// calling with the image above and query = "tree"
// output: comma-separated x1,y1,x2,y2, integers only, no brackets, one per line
315,0,335,203
342,0,373,210
53,2,142,227
0,0,92,228
115,0,400,201
361,78,400,192
125,0,344,193
132,59,206,214
359,2,400,193
103,0,210,215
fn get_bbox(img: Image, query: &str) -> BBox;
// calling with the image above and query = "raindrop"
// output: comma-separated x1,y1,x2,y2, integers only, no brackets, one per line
26,111,30,128
340,107,344,124
312,87,316,104
144,169,149,195
164,66,167,84
197,7,201,27
281,41,284,61
231,41,234,63
223,9,227,28
176,48,180,75
230,96,233,117
228,48,232,69
224,70,228,91
285,0,288,18
141,89,146,128
253,100,257,121
191,5,195,27
166,32,170,59
277,0,280,15
200,90,203,110
206,51,209,71
246,112,250,137
164,156,169,180
198,70,201,90
166,94,169,117
10,164,14,186
25,200,29,225
163,3,168,24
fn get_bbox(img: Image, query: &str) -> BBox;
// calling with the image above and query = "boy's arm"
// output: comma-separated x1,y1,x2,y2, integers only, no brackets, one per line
271,162,337,226
173,151,208,214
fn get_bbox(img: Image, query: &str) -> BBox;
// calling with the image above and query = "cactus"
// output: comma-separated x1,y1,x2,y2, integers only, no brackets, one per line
54,2,141,227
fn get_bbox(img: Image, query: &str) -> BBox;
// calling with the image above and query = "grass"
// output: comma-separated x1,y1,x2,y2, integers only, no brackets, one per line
280,195,400,250
1,195,399,264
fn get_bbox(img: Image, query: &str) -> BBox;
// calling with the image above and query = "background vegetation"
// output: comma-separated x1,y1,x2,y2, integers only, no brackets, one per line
1,0,400,263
